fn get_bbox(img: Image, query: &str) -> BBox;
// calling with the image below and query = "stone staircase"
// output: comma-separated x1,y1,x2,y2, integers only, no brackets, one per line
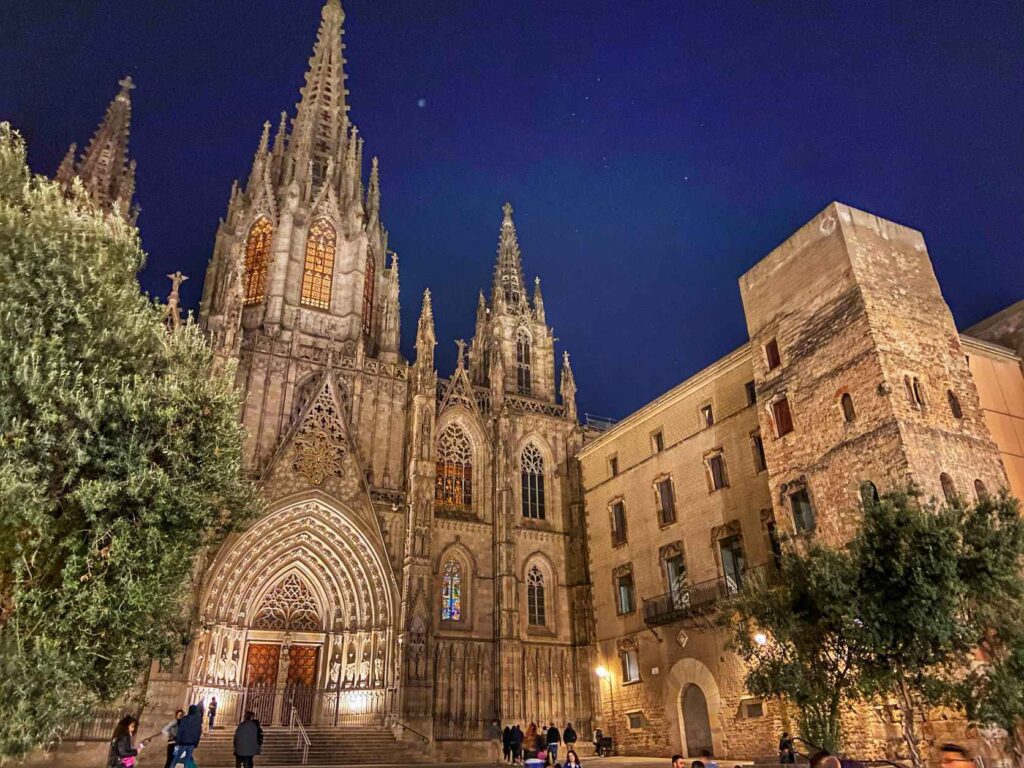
191,726,433,766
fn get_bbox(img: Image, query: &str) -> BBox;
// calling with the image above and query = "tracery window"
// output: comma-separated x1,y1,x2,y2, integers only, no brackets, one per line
243,217,273,305
521,443,546,520
435,423,473,510
362,250,375,336
441,560,463,622
300,218,335,310
527,565,546,626
253,573,321,631
516,329,532,395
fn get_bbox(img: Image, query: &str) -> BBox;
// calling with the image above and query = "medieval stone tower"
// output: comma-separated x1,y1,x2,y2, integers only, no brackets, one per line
739,202,1007,543
190,0,594,746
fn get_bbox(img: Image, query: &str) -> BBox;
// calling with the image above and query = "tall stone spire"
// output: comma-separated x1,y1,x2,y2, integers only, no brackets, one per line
533,276,546,322
492,202,527,310
288,0,347,187
365,156,381,227
414,289,437,388
560,351,578,422
60,76,137,222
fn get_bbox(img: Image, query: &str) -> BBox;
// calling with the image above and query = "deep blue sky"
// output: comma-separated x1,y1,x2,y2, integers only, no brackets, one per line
3,1,1022,420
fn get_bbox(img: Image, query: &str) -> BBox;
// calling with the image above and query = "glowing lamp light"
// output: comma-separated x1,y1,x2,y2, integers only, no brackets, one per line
754,632,769,646
595,665,609,679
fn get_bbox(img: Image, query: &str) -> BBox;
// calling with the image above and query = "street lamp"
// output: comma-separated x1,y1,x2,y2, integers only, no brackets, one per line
595,665,614,756
754,632,768,646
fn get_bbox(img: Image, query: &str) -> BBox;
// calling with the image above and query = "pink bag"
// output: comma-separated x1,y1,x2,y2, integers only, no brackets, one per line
120,758,136,767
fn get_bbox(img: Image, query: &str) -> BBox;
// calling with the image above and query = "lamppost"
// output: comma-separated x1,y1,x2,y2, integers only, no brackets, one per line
595,665,614,755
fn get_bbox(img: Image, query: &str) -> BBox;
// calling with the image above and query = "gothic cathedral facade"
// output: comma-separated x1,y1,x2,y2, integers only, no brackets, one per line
192,0,595,742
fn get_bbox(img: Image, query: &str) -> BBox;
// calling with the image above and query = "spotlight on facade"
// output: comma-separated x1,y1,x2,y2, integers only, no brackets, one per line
595,665,609,679
754,632,768,646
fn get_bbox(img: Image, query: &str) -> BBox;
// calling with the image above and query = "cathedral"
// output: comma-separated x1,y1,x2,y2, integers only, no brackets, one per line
181,0,594,745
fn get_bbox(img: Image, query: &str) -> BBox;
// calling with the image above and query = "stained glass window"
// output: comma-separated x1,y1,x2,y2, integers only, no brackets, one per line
516,329,531,395
301,218,335,310
527,565,546,626
362,250,375,336
435,424,473,510
441,560,462,621
243,217,273,305
521,443,545,519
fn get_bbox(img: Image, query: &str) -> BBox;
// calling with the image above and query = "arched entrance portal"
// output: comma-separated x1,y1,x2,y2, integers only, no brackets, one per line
682,684,713,757
188,498,398,727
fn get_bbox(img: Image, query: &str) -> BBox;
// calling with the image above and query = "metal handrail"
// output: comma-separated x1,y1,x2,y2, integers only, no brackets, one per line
289,706,311,765
391,718,431,743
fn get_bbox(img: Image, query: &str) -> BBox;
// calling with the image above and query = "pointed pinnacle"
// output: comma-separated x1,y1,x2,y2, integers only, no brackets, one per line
502,201,513,224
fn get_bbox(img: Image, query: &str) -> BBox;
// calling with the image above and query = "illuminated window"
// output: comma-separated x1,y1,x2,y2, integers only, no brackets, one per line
300,218,335,310
521,443,546,519
516,329,532,395
362,250,375,336
435,424,472,510
243,217,273,305
441,560,462,622
527,565,546,626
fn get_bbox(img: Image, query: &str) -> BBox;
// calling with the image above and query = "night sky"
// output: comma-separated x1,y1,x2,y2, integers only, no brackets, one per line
3,1,1022,420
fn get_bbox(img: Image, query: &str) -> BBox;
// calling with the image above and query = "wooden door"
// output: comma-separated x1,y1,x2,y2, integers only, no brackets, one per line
243,643,280,725
285,645,319,725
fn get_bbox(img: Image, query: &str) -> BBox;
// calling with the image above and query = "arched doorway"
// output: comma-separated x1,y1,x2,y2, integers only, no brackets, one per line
682,684,713,757
190,498,398,727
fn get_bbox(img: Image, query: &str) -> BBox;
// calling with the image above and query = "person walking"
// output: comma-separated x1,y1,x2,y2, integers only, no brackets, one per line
233,710,264,768
169,704,203,767
160,709,184,768
546,722,561,765
107,715,144,768
779,732,795,765
503,725,513,764
208,696,218,731
563,722,577,754
512,724,525,765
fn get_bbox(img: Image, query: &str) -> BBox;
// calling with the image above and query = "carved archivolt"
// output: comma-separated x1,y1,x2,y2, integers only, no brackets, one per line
202,499,395,633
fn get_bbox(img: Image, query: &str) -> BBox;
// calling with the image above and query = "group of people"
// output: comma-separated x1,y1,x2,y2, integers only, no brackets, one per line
105,699,263,768
501,722,582,766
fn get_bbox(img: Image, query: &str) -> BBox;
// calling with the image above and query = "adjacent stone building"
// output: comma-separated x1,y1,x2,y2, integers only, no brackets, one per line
578,203,1022,760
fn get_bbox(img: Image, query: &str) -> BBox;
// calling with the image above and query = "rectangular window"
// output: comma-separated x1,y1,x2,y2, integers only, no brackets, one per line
772,397,794,436
609,456,619,477
611,502,628,546
790,488,816,533
752,433,767,473
745,380,757,405
626,710,644,729
617,572,636,614
743,699,764,718
665,553,686,606
719,535,745,593
708,454,728,491
765,338,781,370
700,404,714,428
620,651,640,684
652,430,664,453
657,478,676,525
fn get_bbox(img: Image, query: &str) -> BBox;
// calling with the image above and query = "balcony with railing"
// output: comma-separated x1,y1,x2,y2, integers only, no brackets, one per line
642,564,772,627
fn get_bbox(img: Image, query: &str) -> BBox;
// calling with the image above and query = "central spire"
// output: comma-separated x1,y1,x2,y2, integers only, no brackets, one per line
289,0,348,186
492,202,527,308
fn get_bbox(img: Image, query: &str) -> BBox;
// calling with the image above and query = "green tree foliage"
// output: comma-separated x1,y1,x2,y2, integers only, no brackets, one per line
729,488,1024,768
0,123,258,759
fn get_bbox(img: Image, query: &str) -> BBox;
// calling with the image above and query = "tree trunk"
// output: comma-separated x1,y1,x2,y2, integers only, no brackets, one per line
897,676,924,768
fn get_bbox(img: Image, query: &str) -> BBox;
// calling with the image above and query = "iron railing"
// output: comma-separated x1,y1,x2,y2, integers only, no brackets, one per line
187,683,387,728
642,564,771,627
63,707,126,741
289,705,311,764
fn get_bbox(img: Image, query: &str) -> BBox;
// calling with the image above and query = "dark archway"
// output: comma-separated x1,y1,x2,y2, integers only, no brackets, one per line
682,684,713,757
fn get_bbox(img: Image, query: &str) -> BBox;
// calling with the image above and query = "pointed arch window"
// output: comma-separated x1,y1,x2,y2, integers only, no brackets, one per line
362,250,376,336
301,218,336,310
435,423,473,510
441,560,463,622
243,217,273,305
521,443,546,520
940,473,957,504
527,565,546,626
516,329,532,395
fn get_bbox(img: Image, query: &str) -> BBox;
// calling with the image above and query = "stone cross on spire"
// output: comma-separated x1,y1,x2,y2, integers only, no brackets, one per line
163,271,189,332
492,202,527,309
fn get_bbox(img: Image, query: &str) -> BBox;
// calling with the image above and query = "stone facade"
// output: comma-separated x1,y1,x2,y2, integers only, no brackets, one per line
150,0,594,750
578,203,1019,761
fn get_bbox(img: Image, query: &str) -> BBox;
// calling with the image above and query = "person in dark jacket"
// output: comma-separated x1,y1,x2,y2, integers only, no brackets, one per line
169,704,203,767
502,725,513,763
208,696,218,731
107,715,143,768
563,722,577,752
511,724,525,764
233,711,264,768
546,723,561,764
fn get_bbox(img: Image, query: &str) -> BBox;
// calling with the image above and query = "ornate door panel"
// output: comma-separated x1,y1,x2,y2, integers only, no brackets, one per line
244,643,280,725
285,645,320,725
